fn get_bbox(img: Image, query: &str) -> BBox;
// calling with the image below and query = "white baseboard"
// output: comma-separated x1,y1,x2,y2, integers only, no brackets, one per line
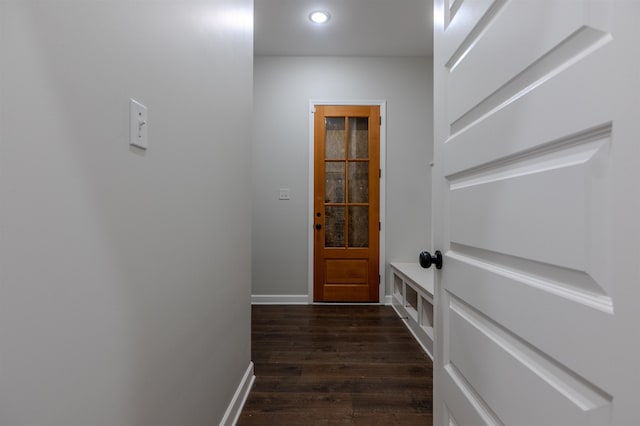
251,294,309,304
219,362,255,426
384,295,393,305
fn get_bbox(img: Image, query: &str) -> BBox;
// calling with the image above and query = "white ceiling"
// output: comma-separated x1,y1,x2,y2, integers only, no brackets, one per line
254,0,433,57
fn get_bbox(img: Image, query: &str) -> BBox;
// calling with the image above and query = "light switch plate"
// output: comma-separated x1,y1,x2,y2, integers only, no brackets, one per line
279,188,291,200
130,98,148,149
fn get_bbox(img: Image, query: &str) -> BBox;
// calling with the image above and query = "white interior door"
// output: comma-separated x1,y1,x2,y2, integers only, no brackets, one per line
432,1,640,425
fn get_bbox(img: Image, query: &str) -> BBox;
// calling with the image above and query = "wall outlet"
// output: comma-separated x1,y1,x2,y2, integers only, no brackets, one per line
278,188,291,200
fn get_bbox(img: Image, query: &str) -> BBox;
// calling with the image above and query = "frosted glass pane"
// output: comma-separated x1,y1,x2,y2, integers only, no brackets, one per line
325,117,345,159
348,206,369,247
348,162,368,203
348,117,368,159
325,162,345,203
325,206,345,247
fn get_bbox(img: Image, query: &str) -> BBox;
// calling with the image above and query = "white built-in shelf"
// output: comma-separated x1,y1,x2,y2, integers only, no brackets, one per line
390,262,435,359
391,262,434,295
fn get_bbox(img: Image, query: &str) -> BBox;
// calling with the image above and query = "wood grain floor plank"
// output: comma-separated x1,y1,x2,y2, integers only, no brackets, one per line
258,350,430,364
238,305,433,425
251,376,431,394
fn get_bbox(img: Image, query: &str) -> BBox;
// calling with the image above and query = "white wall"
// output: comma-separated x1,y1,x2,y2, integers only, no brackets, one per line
0,2,252,425
252,56,432,297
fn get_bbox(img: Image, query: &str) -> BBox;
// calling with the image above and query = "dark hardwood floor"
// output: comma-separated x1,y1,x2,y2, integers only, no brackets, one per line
237,305,433,425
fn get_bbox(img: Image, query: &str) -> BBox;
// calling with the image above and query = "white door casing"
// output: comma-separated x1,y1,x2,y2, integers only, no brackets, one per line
433,1,640,425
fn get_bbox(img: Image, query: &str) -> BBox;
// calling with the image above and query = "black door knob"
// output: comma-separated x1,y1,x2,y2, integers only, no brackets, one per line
315,224,322,230
419,250,443,269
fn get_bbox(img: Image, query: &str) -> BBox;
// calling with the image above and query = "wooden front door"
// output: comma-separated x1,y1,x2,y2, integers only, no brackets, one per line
313,105,380,302
433,0,640,424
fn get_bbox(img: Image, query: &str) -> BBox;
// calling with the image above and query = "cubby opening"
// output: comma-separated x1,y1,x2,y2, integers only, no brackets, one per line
420,296,434,337
394,273,403,299
405,286,418,320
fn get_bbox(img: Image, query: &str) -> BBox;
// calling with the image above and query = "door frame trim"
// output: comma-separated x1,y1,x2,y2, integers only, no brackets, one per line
307,100,387,304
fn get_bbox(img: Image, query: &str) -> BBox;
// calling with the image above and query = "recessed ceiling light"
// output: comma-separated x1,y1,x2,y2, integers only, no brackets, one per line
309,11,330,24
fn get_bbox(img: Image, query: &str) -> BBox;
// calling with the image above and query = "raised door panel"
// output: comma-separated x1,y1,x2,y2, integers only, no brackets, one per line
446,1,606,127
